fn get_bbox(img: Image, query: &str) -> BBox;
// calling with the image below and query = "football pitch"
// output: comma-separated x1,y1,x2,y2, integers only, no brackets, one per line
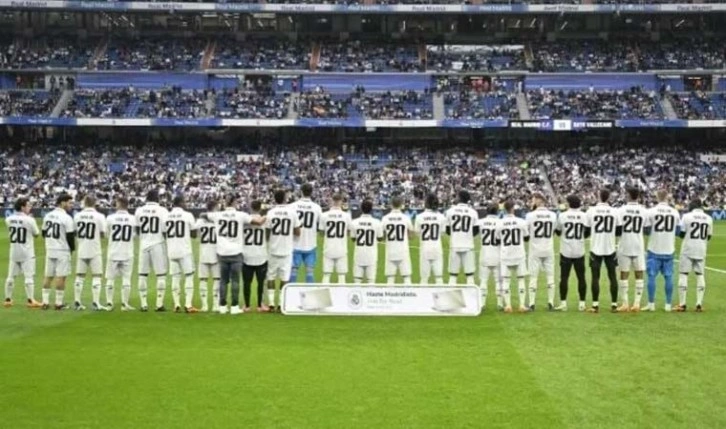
2,222,726,429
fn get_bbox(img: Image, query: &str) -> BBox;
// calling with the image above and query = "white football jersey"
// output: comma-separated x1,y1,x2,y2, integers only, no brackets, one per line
557,209,589,259
351,214,383,267
381,210,413,262
74,208,107,260
320,208,352,260
647,203,680,255
415,210,447,260
617,203,650,256
106,210,136,261
498,215,528,262
525,208,557,258
586,203,619,256
679,209,713,260
135,202,169,251
43,208,75,253
445,204,479,251
195,217,218,264
5,213,39,262
266,204,302,257
477,215,500,265
243,222,267,266
292,198,322,252
210,209,251,256
166,207,196,259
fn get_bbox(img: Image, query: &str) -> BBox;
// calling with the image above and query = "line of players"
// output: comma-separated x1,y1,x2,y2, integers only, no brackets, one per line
3,184,713,314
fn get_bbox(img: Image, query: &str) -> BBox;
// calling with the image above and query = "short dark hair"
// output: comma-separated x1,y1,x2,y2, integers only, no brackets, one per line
458,190,471,204
146,189,159,203
425,193,439,211
172,195,185,207
83,195,96,208
225,194,238,208
566,194,582,209
14,197,29,212
206,199,218,212
689,198,703,211
251,200,262,212
56,193,73,206
361,200,373,214
301,183,313,197
116,196,129,209
626,187,640,201
274,189,287,204
599,189,611,203
391,195,403,209
504,199,515,213
487,203,499,216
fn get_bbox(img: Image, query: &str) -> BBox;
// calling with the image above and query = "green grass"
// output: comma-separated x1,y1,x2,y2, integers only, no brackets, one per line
2,221,726,429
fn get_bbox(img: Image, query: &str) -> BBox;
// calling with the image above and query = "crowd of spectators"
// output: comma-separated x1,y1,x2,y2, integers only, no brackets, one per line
527,87,662,120
669,91,726,120
318,41,423,73
216,80,290,119
99,38,206,71
134,87,212,118
427,45,526,72
351,88,434,120
0,90,59,116
211,39,310,70
296,87,353,118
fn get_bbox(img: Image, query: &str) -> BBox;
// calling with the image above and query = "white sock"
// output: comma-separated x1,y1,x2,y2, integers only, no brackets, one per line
105,281,114,306
354,277,363,284
42,288,50,305
479,282,488,308
55,290,65,306
696,275,705,306
634,279,644,306
502,283,511,308
496,281,503,308
121,284,131,306
74,278,84,304
337,275,347,285
434,276,443,285
25,282,34,302
171,276,181,308
4,279,13,301
387,276,396,285
199,278,208,306
322,274,331,284
528,278,537,307
157,278,167,308
593,301,599,308
547,283,555,305
184,275,194,308
138,277,148,308
212,279,220,307
449,276,458,285
517,278,526,307
267,286,276,307
678,274,688,305
466,275,474,285
403,276,411,284
619,280,629,306
91,277,101,304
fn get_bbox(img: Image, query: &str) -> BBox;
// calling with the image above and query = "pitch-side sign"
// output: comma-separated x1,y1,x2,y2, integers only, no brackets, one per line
281,284,482,316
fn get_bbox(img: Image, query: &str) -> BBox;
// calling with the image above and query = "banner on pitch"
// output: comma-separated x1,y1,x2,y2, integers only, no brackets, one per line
281,284,482,317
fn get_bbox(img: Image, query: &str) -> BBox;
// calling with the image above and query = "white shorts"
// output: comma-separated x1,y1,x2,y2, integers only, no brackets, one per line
528,255,555,278
138,244,168,276
106,259,133,283
169,255,195,276
268,254,293,282
323,256,348,275
679,257,705,275
449,250,476,275
479,263,500,280
420,255,444,280
45,253,71,278
76,255,103,276
199,262,220,279
353,263,377,281
501,259,528,278
8,258,35,280
618,254,645,272
385,258,412,277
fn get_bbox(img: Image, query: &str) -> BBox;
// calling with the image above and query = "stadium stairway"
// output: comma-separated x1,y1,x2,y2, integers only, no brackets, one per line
310,42,321,71
89,39,108,70
539,164,557,203
524,43,534,70
433,92,444,120
205,91,216,116
288,92,299,119
660,96,678,119
201,40,216,70
516,92,531,119
51,89,74,117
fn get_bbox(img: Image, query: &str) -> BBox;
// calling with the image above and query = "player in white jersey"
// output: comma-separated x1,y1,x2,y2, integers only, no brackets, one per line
555,195,590,312
525,193,557,311
497,200,529,313
41,194,76,310
166,195,198,313
290,183,322,283
4,197,41,308
381,196,414,285
351,200,383,283
445,191,479,285
135,189,169,312
676,199,713,312
195,200,220,312
73,195,107,311
586,189,620,313
477,203,501,310
415,194,447,285
265,189,302,311
319,194,352,284
644,189,680,312
242,200,269,312
105,196,137,311
209,195,264,315
616,187,651,312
